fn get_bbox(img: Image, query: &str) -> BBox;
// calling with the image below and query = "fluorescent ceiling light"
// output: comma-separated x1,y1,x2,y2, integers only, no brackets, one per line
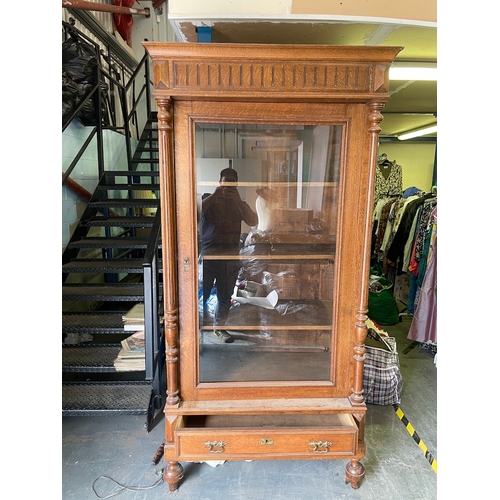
398,125,437,141
389,62,437,81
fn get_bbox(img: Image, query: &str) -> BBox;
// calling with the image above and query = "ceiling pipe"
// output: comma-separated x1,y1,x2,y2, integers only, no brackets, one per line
62,0,150,18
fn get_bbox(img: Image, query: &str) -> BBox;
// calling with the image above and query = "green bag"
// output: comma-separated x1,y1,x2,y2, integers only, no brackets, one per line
368,277,399,325
370,262,384,278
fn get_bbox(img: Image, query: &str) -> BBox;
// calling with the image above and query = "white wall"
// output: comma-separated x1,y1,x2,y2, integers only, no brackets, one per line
62,120,133,251
377,141,436,192
131,4,177,54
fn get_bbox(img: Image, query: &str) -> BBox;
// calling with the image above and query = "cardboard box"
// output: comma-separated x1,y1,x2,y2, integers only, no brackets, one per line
274,208,314,224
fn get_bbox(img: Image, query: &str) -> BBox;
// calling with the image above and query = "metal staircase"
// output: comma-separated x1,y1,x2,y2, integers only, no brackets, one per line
61,16,166,430
62,111,163,431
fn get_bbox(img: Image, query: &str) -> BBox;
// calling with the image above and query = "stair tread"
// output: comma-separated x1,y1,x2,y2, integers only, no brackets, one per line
62,283,147,301
63,259,161,273
63,312,127,333
82,218,156,228
63,282,144,287
137,136,158,143
62,381,151,414
63,344,125,371
89,199,159,207
67,237,151,249
103,170,159,177
97,184,159,190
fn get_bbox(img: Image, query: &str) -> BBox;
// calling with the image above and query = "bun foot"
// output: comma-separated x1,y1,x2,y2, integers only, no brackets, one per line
164,461,183,491
345,459,365,489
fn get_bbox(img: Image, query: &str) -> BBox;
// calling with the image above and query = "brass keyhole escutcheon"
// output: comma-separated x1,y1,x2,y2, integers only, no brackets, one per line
260,438,274,445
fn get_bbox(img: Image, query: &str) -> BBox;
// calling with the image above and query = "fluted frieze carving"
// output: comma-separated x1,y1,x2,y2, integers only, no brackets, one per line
170,61,373,94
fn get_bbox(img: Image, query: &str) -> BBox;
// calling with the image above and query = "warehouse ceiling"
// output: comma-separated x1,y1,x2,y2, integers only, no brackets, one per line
170,19,437,140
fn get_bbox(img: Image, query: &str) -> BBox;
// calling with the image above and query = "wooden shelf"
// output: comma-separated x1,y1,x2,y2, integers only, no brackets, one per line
197,181,339,188
203,244,335,260
202,300,332,330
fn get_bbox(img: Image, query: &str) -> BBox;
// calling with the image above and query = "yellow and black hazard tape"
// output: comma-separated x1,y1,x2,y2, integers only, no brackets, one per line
392,404,438,473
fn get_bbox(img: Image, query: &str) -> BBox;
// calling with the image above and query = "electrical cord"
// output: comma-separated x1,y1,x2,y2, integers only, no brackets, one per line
92,469,164,498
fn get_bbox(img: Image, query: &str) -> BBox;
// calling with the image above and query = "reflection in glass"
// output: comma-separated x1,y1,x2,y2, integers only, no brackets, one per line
197,123,342,383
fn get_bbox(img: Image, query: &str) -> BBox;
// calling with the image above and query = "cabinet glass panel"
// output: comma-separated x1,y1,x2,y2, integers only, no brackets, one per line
196,122,342,383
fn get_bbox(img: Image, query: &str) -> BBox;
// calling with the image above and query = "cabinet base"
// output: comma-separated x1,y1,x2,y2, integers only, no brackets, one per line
162,458,364,491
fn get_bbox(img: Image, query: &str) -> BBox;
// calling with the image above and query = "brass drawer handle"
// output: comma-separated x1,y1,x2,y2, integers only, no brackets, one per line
204,440,227,453
309,440,332,453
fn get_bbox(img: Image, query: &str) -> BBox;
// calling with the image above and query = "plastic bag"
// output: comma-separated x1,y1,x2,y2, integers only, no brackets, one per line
62,34,97,83
62,31,108,126
367,278,399,325
62,73,79,124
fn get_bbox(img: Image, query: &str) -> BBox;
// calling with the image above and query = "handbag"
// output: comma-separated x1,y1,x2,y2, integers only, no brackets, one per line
363,326,403,405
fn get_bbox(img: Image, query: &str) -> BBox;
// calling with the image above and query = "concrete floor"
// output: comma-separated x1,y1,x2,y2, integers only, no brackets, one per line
62,315,437,499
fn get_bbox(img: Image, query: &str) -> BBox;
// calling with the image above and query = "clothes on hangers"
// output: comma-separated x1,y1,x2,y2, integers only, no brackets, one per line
407,207,437,344
379,195,420,267
372,196,399,259
386,192,435,271
370,188,438,346
406,201,436,313
408,197,437,275
402,186,425,198
373,155,403,209
402,206,422,272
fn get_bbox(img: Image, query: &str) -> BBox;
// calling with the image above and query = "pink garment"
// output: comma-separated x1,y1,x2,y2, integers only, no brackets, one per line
407,234,437,344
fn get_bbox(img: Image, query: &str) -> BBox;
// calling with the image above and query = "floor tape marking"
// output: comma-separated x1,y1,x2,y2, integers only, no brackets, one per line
393,404,437,473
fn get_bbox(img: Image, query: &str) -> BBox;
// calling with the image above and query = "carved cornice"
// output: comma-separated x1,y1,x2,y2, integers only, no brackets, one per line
145,43,402,101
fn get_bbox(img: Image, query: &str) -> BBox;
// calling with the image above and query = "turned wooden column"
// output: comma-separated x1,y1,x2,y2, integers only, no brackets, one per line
350,100,386,406
156,97,180,407
156,97,184,490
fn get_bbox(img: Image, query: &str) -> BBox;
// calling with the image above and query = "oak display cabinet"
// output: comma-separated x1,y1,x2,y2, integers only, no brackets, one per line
143,42,401,491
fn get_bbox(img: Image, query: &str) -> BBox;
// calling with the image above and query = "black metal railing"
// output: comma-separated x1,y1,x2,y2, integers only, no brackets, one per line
62,20,151,180
142,206,162,380
62,20,162,384
117,53,151,169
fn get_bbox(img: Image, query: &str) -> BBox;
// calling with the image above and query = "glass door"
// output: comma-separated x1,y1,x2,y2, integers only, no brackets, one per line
196,121,343,383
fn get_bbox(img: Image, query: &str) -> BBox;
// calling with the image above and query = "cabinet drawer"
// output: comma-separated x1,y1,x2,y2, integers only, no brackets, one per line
176,413,359,460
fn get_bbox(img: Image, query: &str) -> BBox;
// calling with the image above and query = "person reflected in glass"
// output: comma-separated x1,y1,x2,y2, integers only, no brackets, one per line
201,168,258,343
